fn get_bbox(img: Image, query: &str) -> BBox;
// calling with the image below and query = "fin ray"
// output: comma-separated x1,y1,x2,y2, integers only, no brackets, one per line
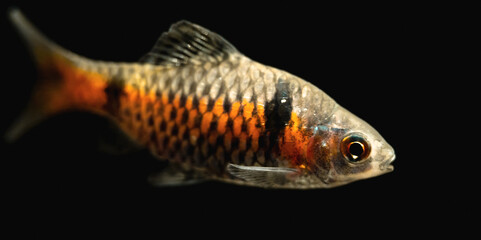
149,165,207,187
6,9,106,142
140,20,240,66
8,8,77,66
227,163,300,187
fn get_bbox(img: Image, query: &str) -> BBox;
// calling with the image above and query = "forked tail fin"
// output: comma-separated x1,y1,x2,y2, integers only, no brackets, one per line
6,8,110,141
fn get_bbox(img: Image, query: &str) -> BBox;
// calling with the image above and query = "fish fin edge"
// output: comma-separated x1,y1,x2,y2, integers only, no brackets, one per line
226,163,300,188
6,9,61,142
6,8,99,142
6,9,111,142
140,20,240,66
149,165,207,187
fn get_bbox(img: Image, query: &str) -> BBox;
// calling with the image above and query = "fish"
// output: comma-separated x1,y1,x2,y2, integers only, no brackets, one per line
7,9,395,189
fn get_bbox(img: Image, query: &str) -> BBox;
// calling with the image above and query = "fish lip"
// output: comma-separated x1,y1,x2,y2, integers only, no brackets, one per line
381,155,396,172
385,164,394,172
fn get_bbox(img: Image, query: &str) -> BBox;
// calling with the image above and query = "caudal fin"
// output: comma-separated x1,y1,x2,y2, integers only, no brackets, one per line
6,8,110,142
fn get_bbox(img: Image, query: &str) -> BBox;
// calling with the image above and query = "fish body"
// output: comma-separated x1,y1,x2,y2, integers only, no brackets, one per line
8,9,395,189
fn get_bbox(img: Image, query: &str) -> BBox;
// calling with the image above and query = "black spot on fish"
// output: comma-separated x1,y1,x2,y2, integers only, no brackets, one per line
263,78,293,164
207,137,217,155
207,98,215,112
160,120,167,132
275,79,293,125
171,124,179,136
181,109,189,124
192,96,199,110
147,115,154,126
210,120,217,132
216,136,224,147
231,137,239,150
186,144,195,155
179,95,186,108
180,127,189,140
168,90,175,103
223,100,231,114
241,121,247,132
245,137,252,151
258,135,266,149
227,118,233,128
170,107,177,120
238,151,245,164
103,81,125,117
150,131,157,144
265,79,292,132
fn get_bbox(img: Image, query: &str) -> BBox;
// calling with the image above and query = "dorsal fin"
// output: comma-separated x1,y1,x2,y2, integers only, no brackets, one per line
139,20,239,66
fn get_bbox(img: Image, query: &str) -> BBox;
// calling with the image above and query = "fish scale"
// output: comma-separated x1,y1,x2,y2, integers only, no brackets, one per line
110,60,281,174
9,9,395,188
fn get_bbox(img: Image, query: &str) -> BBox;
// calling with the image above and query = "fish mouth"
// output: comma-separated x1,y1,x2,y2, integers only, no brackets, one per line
381,155,396,172
385,164,394,172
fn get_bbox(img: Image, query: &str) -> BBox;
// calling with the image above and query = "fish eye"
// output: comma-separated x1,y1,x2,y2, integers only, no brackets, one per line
341,134,371,163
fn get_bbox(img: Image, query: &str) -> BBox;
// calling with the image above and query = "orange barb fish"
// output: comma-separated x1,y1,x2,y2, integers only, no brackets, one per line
8,9,395,189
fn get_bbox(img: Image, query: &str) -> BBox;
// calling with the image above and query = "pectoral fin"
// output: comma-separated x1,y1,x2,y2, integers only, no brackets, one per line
226,164,300,188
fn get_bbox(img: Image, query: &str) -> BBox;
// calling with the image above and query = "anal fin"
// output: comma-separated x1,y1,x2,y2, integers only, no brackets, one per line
149,165,206,187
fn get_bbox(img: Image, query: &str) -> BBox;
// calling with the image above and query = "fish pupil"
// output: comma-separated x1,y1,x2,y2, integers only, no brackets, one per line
348,142,364,159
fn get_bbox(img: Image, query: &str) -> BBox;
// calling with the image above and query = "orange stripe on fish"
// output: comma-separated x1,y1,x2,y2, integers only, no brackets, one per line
256,103,266,128
46,56,108,114
279,112,313,168
247,117,259,137
229,101,240,119
233,115,243,137
201,112,214,135
199,96,209,114
163,104,173,121
166,121,176,136
187,109,198,129
212,97,224,117
161,91,169,105
178,125,187,140
175,108,185,125
242,101,254,119
173,93,181,109
185,95,194,110
217,113,228,135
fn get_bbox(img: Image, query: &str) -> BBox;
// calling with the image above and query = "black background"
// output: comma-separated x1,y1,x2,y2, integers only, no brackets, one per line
0,1,472,237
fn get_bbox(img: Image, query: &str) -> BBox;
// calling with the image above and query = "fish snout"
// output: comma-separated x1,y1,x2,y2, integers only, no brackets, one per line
379,147,395,172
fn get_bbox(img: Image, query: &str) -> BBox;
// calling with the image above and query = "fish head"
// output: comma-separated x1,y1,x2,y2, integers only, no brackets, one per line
308,106,395,188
